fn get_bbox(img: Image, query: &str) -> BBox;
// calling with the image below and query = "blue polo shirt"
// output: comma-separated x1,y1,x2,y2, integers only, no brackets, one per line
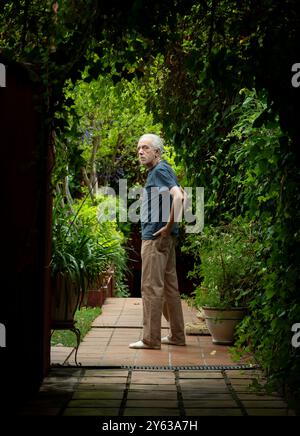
141,160,179,240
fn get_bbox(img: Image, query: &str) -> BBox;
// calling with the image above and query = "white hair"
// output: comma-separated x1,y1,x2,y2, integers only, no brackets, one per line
139,133,164,155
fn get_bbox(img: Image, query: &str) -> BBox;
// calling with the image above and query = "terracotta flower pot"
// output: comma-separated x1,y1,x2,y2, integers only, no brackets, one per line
86,288,106,307
51,273,80,325
203,306,247,345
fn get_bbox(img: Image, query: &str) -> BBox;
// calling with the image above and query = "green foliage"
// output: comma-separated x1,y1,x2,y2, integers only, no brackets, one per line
182,219,261,309
152,2,300,395
51,193,127,299
54,68,160,192
55,65,186,195
72,193,130,294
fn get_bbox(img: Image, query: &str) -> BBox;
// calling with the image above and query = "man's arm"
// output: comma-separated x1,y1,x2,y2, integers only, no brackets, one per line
153,185,185,237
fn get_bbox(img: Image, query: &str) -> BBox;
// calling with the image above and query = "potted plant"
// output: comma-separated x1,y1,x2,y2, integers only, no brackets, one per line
72,195,129,306
183,219,260,344
51,193,129,321
85,266,115,307
51,199,115,326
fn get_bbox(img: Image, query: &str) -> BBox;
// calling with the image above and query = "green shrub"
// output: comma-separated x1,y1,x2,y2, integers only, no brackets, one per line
182,219,262,309
51,193,129,309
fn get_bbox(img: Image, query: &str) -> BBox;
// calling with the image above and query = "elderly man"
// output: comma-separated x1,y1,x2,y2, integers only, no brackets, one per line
129,133,186,349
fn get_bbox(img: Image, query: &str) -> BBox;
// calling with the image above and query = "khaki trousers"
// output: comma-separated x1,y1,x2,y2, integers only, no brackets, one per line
141,235,185,348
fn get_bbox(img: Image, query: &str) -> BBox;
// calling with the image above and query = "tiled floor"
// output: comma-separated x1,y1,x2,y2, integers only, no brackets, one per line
21,298,295,416
51,298,249,367
19,367,295,416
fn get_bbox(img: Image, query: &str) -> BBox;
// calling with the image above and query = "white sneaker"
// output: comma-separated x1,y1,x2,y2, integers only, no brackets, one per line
161,336,186,346
129,340,160,350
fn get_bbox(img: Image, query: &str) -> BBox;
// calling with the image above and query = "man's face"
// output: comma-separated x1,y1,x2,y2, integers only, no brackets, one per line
137,138,158,168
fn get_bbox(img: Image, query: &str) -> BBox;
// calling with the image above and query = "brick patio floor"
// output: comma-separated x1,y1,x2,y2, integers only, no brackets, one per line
18,298,296,416
51,298,247,367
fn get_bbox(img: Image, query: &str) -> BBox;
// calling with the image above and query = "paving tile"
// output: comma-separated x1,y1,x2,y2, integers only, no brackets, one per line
67,399,122,407
48,368,83,376
230,378,265,385
51,346,74,354
85,331,114,337
229,385,259,393
246,408,292,416
171,349,202,356
180,376,227,383
109,341,139,346
100,359,134,366
82,369,128,377
131,373,175,380
50,346,75,365
225,370,263,378
77,351,107,356
241,400,289,408
126,400,179,408
171,358,205,366
183,399,238,408
104,353,138,359
40,383,78,392
181,392,234,400
128,384,177,391
203,358,236,365
72,391,124,400
75,383,126,391
131,379,175,385
185,408,243,416
77,344,108,349
63,408,120,416
123,408,181,416
179,371,223,379
237,393,281,400
43,376,81,383
180,385,230,394
179,379,227,389
127,391,178,400
79,377,128,384
134,359,170,366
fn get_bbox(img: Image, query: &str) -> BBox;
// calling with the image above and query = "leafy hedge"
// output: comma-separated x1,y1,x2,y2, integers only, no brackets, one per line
152,3,300,396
